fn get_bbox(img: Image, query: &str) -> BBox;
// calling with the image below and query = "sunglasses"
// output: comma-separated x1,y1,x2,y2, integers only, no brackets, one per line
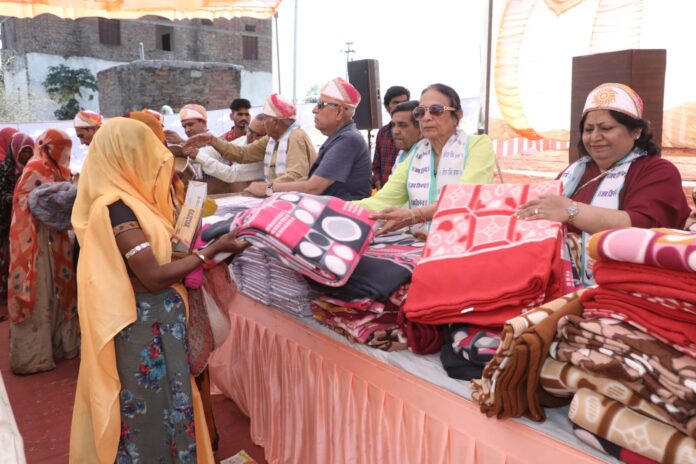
315,101,341,110
413,104,456,119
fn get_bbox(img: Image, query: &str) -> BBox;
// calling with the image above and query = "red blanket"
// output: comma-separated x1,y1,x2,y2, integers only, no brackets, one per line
404,181,573,327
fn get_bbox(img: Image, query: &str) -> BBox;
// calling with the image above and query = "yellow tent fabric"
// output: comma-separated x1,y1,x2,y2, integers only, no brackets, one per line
0,0,282,20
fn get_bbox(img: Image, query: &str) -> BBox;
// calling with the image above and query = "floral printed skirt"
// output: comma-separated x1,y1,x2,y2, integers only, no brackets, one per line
114,288,197,463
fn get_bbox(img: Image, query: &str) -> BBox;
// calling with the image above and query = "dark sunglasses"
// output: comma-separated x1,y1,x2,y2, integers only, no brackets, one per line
315,100,341,110
413,104,456,119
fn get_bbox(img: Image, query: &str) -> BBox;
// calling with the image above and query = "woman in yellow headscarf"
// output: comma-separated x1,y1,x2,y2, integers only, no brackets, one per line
70,118,246,464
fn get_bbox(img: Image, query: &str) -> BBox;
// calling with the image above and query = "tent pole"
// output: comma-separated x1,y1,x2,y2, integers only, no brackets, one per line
274,12,281,94
292,0,298,104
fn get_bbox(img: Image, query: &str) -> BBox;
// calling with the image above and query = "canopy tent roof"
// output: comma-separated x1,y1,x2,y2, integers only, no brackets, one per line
0,0,282,20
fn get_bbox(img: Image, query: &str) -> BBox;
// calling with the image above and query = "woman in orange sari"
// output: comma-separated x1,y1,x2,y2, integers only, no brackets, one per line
0,133,34,315
8,129,79,374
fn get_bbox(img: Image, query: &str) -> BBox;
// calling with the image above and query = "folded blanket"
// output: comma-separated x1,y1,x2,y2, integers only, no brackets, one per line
310,231,424,302
582,287,696,357
311,300,405,351
396,305,442,355
569,388,696,464
233,193,375,286
592,260,696,306
553,316,696,424
28,181,77,231
231,247,316,317
404,181,574,327
440,324,500,381
540,358,695,437
588,227,696,273
470,290,585,421
572,423,660,464
318,295,385,314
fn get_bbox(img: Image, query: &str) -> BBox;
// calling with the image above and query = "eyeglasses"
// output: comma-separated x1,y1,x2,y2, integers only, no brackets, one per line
413,104,456,119
315,101,341,110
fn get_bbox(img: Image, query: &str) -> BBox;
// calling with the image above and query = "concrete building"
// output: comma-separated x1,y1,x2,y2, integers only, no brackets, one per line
0,14,272,120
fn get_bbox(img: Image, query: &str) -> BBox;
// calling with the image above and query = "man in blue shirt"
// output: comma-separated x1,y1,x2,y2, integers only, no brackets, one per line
257,77,372,201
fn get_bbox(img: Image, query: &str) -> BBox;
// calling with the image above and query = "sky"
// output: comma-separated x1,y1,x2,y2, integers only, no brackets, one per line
271,0,489,109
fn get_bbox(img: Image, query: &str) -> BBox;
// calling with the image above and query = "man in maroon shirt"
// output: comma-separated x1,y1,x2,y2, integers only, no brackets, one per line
372,85,410,189
221,98,251,142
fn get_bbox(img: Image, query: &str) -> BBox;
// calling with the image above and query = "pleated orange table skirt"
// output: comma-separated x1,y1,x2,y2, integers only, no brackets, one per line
208,289,605,464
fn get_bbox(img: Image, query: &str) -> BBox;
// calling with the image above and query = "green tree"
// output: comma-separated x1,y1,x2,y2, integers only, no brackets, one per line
43,65,98,120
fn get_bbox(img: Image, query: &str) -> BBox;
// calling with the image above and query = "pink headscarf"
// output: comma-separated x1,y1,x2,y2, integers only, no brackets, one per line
0,127,19,162
9,132,35,175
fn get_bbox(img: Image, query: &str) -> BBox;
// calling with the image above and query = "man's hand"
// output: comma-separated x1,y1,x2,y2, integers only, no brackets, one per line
183,145,199,159
164,130,185,145
184,133,215,150
244,181,268,198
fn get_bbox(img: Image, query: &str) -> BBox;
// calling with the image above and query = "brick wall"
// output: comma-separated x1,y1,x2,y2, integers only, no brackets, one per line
1,15,271,72
98,60,242,116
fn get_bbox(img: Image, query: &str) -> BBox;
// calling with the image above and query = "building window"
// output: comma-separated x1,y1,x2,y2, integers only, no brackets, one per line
201,19,213,26
242,35,258,60
244,24,256,32
156,25,174,51
98,18,121,45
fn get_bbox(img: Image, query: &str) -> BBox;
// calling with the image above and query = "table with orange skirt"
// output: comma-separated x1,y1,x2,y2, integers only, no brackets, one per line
208,287,615,464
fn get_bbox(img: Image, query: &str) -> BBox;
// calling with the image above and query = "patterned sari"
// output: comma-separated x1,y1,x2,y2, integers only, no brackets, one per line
0,133,34,304
8,129,76,323
8,129,78,374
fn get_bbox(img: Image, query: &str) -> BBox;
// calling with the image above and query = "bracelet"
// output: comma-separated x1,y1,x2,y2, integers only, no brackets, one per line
124,242,151,260
192,250,209,265
416,207,426,224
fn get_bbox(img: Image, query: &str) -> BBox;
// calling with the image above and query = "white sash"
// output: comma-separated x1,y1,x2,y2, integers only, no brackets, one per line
391,144,417,176
560,148,647,286
406,129,469,210
264,123,297,180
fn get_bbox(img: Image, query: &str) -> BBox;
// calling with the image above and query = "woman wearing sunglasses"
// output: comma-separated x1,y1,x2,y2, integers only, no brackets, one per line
354,83,495,234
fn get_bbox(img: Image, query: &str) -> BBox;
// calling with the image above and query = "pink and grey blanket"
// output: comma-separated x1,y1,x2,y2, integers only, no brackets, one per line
309,231,425,303
233,193,375,286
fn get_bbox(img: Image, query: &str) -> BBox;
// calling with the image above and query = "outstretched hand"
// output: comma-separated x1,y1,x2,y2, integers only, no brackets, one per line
184,132,215,150
370,207,414,236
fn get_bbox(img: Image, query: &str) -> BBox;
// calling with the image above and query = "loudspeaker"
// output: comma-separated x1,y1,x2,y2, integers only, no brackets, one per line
570,49,666,162
348,59,382,130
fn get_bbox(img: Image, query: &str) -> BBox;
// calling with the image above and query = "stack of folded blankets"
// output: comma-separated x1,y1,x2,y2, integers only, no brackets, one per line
230,246,317,317
470,290,585,419
545,228,696,463
472,228,696,462
233,192,375,286
310,232,442,353
400,181,576,379
404,181,574,328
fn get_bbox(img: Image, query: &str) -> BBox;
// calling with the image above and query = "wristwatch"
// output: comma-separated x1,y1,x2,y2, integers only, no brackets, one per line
566,201,580,225
265,182,274,197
